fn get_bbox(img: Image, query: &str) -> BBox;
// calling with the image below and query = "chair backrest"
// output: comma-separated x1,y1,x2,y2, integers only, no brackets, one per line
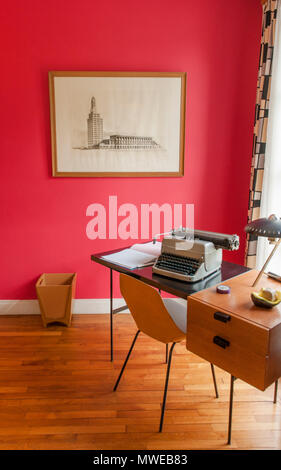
120,274,185,344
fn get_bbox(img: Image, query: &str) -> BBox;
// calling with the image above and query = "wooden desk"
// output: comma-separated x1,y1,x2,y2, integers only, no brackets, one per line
187,269,281,443
91,247,249,360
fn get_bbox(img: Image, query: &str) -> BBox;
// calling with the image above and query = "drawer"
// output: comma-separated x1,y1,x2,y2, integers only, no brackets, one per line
187,297,269,356
186,297,270,391
187,321,268,390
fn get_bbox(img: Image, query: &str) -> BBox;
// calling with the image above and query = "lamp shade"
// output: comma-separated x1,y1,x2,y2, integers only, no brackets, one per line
245,214,281,238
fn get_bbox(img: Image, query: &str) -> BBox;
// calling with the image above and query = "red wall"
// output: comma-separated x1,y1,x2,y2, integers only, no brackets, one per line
0,0,262,300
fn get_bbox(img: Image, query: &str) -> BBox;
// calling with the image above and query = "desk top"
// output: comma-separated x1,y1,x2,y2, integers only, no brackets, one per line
91,248,249,299
190,269,281,330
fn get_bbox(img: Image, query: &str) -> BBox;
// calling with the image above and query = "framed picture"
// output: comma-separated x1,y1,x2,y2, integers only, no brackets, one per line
49,71,186,177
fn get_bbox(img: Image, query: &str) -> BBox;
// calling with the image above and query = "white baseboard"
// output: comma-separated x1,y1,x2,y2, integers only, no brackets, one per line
0,297,186,316
0,299,129,315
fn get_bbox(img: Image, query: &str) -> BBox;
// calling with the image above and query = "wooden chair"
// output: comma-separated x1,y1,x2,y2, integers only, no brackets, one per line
113,273,219,432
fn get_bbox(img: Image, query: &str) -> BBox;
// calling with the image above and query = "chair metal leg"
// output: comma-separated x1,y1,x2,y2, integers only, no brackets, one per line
165,344,169,364
113,330,140,391
159,342,176,432
158,289,168,364
227,375,236,445
274,380,278,404
210,363,219,398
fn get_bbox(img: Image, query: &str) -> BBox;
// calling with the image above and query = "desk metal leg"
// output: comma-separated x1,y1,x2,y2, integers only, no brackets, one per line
109,269,129,362
159,342,176,432
113,330,141,391
274,380,278,404
227,376,278,444
210,363,219,398
227,375,236,445
110,269,113,362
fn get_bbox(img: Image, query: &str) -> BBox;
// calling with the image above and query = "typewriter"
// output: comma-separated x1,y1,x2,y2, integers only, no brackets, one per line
152,227,239,283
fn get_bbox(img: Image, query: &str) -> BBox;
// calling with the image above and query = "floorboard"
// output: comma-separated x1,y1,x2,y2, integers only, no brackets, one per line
0,314,280,450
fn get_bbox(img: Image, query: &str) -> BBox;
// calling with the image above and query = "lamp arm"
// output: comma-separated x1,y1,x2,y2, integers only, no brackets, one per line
252,238,281,287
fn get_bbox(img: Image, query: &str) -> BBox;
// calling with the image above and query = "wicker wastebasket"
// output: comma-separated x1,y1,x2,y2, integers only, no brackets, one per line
36,273,77,327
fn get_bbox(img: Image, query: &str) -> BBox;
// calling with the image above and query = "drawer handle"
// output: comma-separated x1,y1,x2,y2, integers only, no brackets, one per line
214,311,231,323
213,335,230,349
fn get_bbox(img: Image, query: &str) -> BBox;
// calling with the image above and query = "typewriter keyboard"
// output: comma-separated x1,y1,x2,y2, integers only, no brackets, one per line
154,253,201,276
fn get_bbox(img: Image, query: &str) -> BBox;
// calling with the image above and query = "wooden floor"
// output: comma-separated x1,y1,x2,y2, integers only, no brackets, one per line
0,313,280,450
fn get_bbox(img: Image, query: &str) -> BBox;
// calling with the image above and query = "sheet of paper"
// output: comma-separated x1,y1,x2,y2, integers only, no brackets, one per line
130,241,161,257
101,248,157,269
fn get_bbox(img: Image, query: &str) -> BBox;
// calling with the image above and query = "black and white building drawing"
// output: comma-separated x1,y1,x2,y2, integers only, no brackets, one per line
49,71,185,176
87,97,104,147
85,96,160,150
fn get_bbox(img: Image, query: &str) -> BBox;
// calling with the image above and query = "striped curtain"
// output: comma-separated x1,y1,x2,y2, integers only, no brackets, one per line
245,0,278,268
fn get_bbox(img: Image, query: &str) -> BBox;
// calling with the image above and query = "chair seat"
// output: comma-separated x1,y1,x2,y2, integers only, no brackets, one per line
163,298,187,333
117,274,219,433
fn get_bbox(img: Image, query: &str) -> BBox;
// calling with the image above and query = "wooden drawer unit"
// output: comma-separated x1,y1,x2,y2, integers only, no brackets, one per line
186,270,281,391
187,297,269,390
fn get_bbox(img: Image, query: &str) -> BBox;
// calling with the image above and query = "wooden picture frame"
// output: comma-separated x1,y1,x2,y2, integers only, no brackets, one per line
49,71,186,177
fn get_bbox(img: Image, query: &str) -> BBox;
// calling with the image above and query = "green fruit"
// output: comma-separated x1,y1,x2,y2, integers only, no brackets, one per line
251,289,281,308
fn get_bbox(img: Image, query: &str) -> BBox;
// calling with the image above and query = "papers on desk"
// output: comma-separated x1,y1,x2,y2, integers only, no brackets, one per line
130,241,161,257
101,241,161,269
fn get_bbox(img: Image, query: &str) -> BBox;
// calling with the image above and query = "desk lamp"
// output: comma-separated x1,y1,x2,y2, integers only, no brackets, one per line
245,214,281,287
